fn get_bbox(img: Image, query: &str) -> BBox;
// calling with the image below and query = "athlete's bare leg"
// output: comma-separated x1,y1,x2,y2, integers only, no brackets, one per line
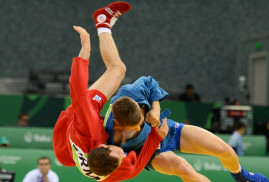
151,125,240,182
180,125,240,173
89,32,126,99
151,151,211,182
89,2,131,99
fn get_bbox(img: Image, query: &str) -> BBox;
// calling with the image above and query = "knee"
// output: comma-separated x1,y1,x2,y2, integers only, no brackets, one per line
216,143,236,160
152,155,199,179
172,158,196,177
108,61,126,78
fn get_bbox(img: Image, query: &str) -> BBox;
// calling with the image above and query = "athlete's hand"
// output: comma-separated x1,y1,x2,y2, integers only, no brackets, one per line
73,26,91,60
146,101,161,127
146,109,160,127
157,118,169,139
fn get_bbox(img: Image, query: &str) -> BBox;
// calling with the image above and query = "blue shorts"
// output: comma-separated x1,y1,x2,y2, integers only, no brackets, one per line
145,122,185,170
160,122,184,152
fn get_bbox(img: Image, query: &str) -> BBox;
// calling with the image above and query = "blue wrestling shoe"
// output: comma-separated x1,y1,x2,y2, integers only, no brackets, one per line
231,167,269,182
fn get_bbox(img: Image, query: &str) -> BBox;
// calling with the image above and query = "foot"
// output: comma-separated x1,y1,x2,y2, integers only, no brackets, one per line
231,167,269,182
93,2,132,29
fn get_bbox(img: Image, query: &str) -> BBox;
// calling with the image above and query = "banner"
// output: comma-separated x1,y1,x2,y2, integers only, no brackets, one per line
0,127,53,149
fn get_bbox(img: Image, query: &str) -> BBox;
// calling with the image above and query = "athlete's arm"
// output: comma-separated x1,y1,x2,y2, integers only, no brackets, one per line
103,118,168,182
69,26,103,139
74,26,91,60
146,100,161,127
130,118,168,177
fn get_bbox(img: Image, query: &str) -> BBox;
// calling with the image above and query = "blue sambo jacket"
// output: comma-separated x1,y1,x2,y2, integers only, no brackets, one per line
103,76,178,153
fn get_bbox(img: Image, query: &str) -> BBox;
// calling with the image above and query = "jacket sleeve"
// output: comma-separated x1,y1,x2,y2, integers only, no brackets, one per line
103,127,163,182
69,57,105,141
111,76,168,107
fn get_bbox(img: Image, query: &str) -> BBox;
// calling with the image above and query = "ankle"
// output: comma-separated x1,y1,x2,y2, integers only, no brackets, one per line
231,166,242,174
97,27,112,35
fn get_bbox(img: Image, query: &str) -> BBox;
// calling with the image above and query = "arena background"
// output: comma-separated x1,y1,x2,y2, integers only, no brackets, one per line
1,0,269,181
1,0,269,102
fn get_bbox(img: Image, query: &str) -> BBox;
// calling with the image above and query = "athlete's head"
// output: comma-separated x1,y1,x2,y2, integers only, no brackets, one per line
88,144,126,176
112,96,143,131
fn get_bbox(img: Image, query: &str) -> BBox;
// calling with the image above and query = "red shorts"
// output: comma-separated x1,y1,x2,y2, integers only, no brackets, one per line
53,89,108,166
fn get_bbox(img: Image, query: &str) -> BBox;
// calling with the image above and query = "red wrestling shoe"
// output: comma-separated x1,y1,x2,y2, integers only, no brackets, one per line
93,2,132,29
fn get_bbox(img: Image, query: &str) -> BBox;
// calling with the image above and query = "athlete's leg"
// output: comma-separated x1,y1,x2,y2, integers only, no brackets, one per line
151,151,211,182
89,2,131,99
180,125,269,182
180,125,240,173
89,32,126,99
